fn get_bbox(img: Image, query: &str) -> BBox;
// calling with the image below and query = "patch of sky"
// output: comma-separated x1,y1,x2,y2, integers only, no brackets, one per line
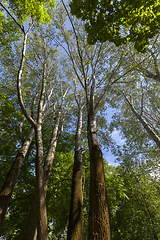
102,107,126,166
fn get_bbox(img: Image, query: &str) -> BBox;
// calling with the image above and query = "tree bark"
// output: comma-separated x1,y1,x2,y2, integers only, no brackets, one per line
35,124,48,240
0,127,34,230
20,116,61,240
87,109,111,240
67,106,83,240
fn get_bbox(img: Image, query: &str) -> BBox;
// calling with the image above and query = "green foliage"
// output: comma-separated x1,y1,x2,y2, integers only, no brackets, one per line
1,167,35,239
111,161,160,240
70,0,160,52
0,92,24,187
0,2,160,239
1,0,55,24
0,12,20,53
47,151,74,239
0,0,56,54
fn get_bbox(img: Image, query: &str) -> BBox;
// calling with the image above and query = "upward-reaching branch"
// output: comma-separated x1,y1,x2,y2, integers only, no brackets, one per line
137,66,160,83
61,0,86,81
122,91,160,148
17,29,36,127
37,47,47,124
146,48,160,76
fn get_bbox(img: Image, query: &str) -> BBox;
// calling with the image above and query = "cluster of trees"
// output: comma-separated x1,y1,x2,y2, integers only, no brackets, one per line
0,0,160,239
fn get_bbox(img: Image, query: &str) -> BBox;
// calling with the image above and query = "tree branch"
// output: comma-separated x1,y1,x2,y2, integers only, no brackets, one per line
19,117,26,143
0,2,25,33
17,30,36,127
122,91,160,148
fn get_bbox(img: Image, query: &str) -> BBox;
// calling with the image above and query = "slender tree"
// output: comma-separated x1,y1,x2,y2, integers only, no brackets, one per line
67,88,84,240
17,28,50,240
0,126,34,230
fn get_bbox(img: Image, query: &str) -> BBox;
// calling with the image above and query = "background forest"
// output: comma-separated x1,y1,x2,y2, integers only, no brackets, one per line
0,0,160,239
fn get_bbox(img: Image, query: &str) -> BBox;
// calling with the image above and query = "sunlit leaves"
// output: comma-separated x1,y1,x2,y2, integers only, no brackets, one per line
1,0,56,24
70,0,160,52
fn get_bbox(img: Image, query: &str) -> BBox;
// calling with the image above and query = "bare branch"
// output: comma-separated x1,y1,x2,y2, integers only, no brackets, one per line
57,121,64,140
137,66,160,83
19,117,26,143
146,48,160,76
140,82,144,116
59,26,85,88
43,88,53,113
73,78,79,105
17,31,36,127
82,146,89,154
37,45,47,124
122,91,160,148
61,0,86,81
94,55,153,111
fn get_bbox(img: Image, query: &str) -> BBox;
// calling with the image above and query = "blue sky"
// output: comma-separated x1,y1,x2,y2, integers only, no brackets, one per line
102,107,126,166
103,129,126,166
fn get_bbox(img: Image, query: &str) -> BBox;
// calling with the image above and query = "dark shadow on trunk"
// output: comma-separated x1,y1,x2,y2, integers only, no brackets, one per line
67,151,83,240
88,145,111,240
67,96,83,240
87,110,111,240
34,125,48,240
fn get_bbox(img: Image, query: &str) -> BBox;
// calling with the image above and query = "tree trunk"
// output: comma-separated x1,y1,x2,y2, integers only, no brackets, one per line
35,124,48,240
87,109,111,240
67,106,83,240
20,117,60,240
15,27,48,239
0,127,34,230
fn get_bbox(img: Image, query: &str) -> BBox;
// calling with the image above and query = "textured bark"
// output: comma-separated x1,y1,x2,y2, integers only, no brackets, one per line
67,106,83,240
87,110,111,240
20,117,60,240
0,127,34,230
67,151,83,240
35,124,48,240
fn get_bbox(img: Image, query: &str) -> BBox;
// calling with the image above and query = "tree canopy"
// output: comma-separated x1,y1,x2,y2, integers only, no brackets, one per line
0,0,160,239
0,0,55,23
70,0,160,51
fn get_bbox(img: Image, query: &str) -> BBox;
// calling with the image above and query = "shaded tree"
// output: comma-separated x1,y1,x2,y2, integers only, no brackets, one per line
67,88,85,240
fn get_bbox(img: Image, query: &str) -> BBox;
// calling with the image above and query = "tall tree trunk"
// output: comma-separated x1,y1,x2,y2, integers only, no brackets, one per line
35,124,48,240
20,116,60,240
15,27,49,239
67,106,83,240
0,127,34,230
87,108,111,240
